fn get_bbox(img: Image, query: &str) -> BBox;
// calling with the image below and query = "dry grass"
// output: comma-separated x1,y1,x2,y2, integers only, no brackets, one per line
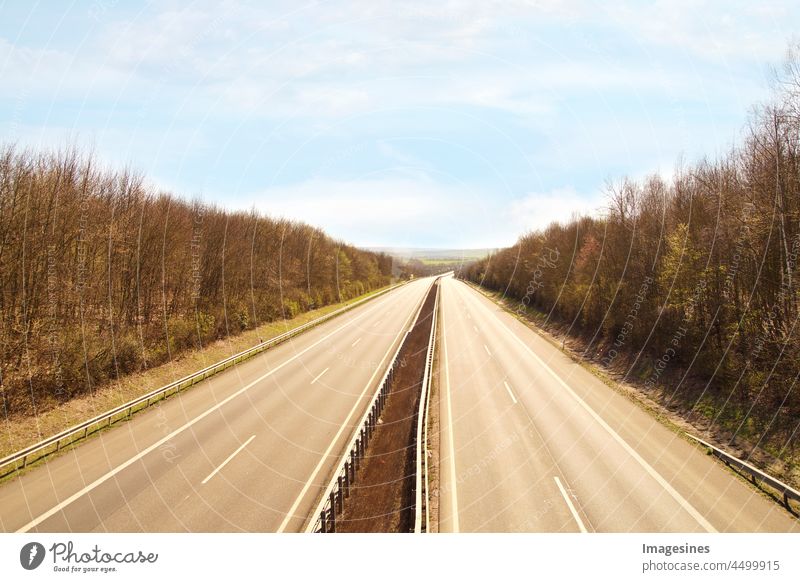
0,286,391,459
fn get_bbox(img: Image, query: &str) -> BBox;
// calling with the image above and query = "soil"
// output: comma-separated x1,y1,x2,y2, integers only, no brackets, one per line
336,283,437,532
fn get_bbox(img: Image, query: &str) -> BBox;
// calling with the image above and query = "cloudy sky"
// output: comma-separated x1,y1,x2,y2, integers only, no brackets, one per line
1,1,798,248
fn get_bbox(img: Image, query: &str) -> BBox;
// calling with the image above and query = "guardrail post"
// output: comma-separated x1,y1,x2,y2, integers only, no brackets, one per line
328,492,336,532
320,511,327,533
344,461,350,497
351,449,357,474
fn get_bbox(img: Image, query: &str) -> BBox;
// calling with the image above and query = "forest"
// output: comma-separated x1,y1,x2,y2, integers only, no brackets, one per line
0,147,392,418
463,45,800,458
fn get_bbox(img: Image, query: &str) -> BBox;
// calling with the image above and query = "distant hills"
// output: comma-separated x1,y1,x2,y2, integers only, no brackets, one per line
366,247,496,265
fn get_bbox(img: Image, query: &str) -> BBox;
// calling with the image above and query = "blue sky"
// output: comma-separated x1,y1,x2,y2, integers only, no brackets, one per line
1,1,798,248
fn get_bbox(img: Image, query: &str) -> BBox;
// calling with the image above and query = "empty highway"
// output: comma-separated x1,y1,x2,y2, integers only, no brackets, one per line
0,277,434,532
438,276,800,532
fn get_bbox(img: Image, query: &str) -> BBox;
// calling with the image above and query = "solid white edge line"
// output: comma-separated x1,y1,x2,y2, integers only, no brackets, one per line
276,283,425,532
441,288,460,533
503,381,518,404
310,367,329,385
554,476,588,533
15,286,396,533
201,435,256,485
463,282,719,533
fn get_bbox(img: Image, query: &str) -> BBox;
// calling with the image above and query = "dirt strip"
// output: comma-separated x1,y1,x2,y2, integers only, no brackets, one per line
336,281,438,532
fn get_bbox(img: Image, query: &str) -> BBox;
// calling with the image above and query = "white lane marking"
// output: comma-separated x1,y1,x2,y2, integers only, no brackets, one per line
441,306,460,533
15,286,402,534
202,435,256,485
554,476,588,533
351,338,361,348
373,320,381,327
484,344,491,356
463,284,719,533
503,381,517,404
310,367,329,385
473,325,478,332
466,312,471,319
277,286,426,533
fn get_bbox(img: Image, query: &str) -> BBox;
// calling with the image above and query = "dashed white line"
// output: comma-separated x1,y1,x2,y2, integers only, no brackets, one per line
554,476,588,533
503,381,517,404
484,344,491,356
473,325,478,332
310,367,329,384
372,320,381,327
202,436,256,484
351,338,362,348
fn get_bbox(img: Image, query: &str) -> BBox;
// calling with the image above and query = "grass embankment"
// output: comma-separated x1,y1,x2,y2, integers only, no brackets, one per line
1,285,395,460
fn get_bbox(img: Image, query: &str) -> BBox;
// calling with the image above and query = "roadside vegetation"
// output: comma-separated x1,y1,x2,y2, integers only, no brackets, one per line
0,147,393,422
463,44,800,470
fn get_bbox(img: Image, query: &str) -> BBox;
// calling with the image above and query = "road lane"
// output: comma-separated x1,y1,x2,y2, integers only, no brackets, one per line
439,277,582,532
0,278,434,532
439,276,800,532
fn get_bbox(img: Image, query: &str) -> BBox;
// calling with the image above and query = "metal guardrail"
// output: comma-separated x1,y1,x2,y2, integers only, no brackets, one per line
414,277,440,533
0,282,406,479
686,433,800,510
306,277,440,533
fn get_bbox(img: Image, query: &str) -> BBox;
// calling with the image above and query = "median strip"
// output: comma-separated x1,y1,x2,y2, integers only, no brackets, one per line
308,277,442,533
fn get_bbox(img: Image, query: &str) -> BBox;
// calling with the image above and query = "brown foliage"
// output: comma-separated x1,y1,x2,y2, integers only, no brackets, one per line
462,43,800,455
0,147,392,418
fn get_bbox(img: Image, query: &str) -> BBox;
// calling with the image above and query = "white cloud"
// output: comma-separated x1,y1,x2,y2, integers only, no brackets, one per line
508,187,607,234
603,0,796,62
244,177,613,249
242,176,513,248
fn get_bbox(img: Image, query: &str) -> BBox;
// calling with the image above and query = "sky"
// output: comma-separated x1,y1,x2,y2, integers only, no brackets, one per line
1,1,798,248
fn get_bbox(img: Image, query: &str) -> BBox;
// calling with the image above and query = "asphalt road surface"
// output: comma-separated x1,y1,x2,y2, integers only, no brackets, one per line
0,277,434,532
438,276,800,532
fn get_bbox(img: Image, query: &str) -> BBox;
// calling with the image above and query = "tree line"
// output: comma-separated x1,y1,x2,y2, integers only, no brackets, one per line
0,146,392,417
462,44,800,456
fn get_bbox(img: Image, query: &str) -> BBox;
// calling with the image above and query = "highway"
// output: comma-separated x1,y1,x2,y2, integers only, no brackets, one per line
438,276,800,532
0,277,434,532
